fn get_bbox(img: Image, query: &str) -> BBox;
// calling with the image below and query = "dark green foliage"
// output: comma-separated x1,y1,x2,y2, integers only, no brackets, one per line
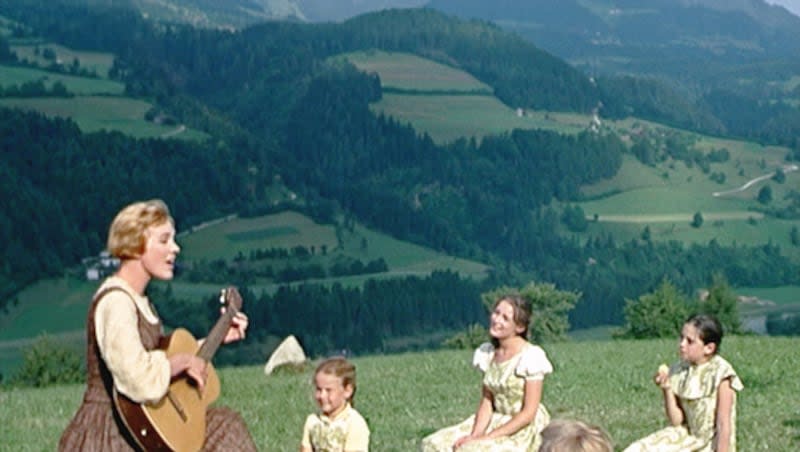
443,323,488,350
616,278,695,339
561,204,588,232
237,270,485,358
766,312,800,336
691,212,704,228
700,273,742,335
772,168,786,183
8,334,82,387
0,35,15,62
757,185,773,204
0,108,251,299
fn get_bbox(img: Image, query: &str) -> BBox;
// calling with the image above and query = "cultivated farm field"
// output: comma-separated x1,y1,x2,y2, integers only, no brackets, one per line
1,336,797,451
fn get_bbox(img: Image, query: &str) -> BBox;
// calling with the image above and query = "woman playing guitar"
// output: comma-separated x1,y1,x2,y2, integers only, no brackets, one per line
59,199,256,451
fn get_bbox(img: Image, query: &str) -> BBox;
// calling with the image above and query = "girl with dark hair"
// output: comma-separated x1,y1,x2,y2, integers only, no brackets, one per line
624,314,743,452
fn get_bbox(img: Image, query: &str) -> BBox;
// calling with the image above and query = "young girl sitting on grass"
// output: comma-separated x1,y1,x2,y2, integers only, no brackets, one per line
420,294,552,451
624,314,743,452
300,357,370,452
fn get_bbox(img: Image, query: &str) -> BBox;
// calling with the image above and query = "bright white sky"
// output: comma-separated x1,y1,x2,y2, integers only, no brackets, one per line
764,0,800,16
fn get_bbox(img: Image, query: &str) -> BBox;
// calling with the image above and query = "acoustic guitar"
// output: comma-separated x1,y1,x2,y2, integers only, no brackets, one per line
113,287,243,452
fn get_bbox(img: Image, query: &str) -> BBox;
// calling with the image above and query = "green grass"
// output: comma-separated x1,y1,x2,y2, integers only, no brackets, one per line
0,64,124,95
571,123,800,260
178,211,488,279
371,93,587,144
10,43,115,77
1,336,797,451
343,50,492,92
0,96,207,140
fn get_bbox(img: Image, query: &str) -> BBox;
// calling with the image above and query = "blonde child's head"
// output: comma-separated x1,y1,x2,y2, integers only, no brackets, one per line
107,199,174,259
538,419,613,452
313,357,357,417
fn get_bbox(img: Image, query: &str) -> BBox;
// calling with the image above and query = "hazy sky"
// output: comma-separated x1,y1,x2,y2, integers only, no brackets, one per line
765,0,800,16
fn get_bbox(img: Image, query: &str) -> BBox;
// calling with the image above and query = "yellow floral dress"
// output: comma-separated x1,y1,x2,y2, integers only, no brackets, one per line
420,342,552,452
624,355,743,452
301,403,370,452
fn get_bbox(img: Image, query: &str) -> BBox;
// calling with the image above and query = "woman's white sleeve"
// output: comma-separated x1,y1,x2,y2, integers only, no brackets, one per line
95,293,171,403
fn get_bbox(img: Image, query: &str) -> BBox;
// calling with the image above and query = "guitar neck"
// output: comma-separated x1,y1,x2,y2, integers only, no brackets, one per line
197,308,237,362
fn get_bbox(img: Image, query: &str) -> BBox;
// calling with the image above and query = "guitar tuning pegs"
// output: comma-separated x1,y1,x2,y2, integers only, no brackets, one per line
219,288,226,304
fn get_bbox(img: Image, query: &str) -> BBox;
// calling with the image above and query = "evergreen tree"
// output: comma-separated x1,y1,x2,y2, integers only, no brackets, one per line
616,278,695,339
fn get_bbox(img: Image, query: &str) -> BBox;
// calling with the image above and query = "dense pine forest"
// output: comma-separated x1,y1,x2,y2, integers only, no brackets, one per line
1,1,800,360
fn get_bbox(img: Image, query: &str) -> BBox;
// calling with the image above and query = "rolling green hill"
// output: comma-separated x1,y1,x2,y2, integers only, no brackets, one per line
2,336,798,450
341,50,800,261
0,35,207,139
0,210,489,374
1,2,799,376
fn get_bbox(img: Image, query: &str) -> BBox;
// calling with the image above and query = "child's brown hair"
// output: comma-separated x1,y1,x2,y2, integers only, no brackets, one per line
315,357,357,405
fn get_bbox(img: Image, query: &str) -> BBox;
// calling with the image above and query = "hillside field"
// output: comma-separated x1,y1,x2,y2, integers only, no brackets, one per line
1,336,798,451
342,50,800,268
0,210,489,375
11,42,116,77
0,41,206,140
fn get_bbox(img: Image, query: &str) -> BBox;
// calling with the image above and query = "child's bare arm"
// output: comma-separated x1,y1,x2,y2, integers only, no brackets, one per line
655,364,684,426
714,379,735,452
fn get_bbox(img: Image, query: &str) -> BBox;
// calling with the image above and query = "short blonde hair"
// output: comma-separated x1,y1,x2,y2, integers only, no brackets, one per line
107,199,173,259
539,419,613,452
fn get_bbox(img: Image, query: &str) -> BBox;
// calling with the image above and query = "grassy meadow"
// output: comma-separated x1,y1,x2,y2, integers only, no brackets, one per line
343,50,589,144
10,43,116,77
0,40,206,140
2,336,798,451
0,65,124,94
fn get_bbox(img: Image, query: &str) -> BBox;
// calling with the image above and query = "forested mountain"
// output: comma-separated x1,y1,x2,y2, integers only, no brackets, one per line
1,1,799,331
427,0,800,146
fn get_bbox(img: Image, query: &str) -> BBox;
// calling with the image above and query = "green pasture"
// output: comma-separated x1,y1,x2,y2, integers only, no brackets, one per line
10,43,115,77
371,93,587,144
0,96,207,140
572,126,800,260
342,50,591,144
0,64,124,95
343,50,492,92
178,211,338,260
2,336,797,451
178,211,488,280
